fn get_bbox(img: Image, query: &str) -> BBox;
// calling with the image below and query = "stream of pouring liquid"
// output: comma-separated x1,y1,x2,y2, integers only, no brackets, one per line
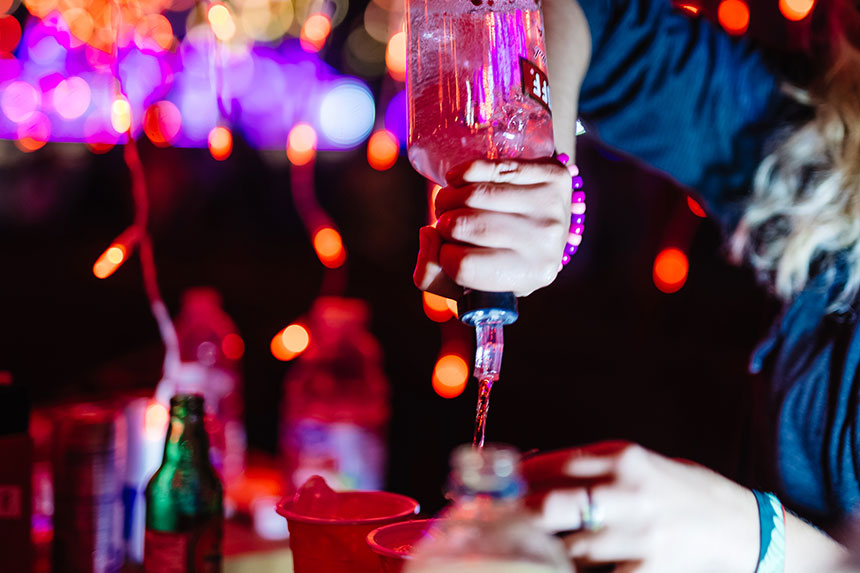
471,321,504,449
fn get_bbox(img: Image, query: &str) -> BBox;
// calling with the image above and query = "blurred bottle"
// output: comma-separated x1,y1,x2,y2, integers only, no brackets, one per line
280,297,389,492
0,372,32,573
158,287,246,499
145,394,223,572
53,403,127,573
406,444,571,573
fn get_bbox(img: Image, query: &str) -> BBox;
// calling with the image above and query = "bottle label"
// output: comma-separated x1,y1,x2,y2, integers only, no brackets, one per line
520,57,552,113
144,522,223,573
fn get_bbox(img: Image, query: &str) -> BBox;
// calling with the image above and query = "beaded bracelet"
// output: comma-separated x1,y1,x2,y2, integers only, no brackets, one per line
751,490,786,573
555,152,585,268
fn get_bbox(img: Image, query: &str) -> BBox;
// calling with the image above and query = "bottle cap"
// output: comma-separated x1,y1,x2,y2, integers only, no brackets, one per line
457,291,518,327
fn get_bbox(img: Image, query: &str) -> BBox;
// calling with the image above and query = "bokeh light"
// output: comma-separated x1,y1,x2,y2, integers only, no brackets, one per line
318,81,375,147
367,129,398,170
0,15,22,53
53,76,91,120
208,3,237,42
653,248,689,294
779,0,814,20
718,0,750,34
385,31,405,81
110,96,131,133
221,333,245,360
287,122,317,165
135,14,174,52
271,323,310,361
15,111,50,151
144,401,169,440
312,226,346,268
1,81,40,123
423,291,455,322
432,354,469,399
143,100,182,147
300,13,330,52
687,196,706,218
93,243,128,279
676,3,700,15
384,89,407,147
209,126,233,160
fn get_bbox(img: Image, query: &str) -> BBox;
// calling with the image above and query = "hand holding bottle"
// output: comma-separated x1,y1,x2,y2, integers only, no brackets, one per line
413,158,574,300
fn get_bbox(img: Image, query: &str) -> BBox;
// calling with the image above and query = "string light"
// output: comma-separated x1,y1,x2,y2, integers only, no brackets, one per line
687,196,706,218
208,3,237,42
300,13,331,52
653,248,689,294
287,123,317,165
93,243,128,279
718,0,750,35
432,353,469,399
271,323,310,361
312,226,346,268
221,333,245,360
111,96,132,134
385,31,406,81
208,126,233,161
779,0,814,20
367,129,398,170
423,291,455,322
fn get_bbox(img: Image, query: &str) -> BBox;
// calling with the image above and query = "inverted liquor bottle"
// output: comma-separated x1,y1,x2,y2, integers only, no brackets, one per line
144,394,223,573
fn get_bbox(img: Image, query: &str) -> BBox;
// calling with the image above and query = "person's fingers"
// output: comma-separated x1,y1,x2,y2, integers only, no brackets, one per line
434,182,568,219
437,243,558,296
436,209,563,251
413,226,462,300
563,441,645,479
446,158,568,187
562,527,647,566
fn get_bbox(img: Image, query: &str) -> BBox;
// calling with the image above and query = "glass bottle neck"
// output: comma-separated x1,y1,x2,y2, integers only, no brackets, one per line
162,410,211,467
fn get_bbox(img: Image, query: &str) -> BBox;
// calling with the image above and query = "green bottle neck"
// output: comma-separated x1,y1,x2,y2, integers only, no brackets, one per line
161,411,212,468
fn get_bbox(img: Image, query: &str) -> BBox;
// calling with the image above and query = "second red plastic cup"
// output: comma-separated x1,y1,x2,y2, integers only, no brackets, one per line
366,519,438,573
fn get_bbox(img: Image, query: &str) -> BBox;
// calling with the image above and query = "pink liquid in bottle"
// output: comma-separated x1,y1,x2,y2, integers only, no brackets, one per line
406,0,554,186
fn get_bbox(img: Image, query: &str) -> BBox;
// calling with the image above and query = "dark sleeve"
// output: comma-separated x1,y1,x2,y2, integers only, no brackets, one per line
576,0,788,228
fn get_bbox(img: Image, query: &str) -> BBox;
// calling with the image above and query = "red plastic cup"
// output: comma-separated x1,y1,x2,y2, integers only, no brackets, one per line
277,491,420,573
366,519,438,573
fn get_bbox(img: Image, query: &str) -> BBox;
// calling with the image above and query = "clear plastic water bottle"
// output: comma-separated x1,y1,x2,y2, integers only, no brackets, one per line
156,287,246,495
280,297,390,492
406,0,554,186
406,444,572,573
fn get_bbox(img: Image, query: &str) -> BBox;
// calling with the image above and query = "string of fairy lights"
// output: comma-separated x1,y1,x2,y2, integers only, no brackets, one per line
0,0,820,397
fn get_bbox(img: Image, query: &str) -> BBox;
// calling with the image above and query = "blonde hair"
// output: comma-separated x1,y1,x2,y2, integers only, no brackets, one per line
731,7,860,311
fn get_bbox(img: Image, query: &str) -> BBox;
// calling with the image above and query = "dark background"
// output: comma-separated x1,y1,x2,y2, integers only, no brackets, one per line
0,0,816,513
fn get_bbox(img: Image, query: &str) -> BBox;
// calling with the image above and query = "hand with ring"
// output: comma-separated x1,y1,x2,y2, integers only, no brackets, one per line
522,441,761,572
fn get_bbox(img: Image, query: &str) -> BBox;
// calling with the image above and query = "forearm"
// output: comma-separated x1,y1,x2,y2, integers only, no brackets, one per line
784,512,849,573
543,0,590,162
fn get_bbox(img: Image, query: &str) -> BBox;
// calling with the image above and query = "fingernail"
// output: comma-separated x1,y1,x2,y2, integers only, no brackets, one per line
445,162,471,185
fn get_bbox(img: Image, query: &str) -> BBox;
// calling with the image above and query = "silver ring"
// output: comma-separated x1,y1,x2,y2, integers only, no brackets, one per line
581,489,605,532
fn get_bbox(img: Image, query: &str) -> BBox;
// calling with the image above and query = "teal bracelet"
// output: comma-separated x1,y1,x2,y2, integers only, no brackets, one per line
752,490,786,573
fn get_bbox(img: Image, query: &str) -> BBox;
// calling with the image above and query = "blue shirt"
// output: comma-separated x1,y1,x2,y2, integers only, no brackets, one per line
576,0,860,526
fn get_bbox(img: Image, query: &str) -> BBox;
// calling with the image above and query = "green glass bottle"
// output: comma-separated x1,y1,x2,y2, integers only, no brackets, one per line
144,394,223,573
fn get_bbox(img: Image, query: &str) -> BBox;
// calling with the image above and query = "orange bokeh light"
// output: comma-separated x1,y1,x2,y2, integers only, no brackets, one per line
144,401,169,440
135,13,174,52
143,100,182,147
87,142,114,154
423,291,455,322
300,13,331,52
221,333,245,360
432,354,469,399
687,196,706,218
653,248,689,294
718,0,750,34
386,31,406,82
209,126,233,161
367,130,399,171
312,226,346,268
287,123,317,165
779,0,814,20
677,3,700,14
93,243,127,279
271,324,310,361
